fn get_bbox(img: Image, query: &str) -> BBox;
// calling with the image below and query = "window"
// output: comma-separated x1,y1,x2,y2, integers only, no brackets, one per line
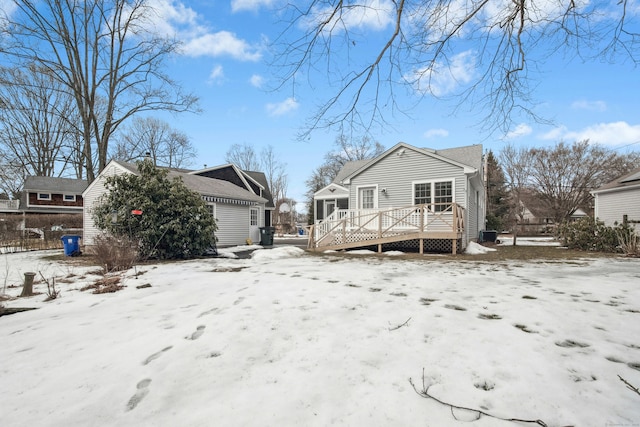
414,183,431,205
63,194,76,202
37,193,51,201
207,203,216,218
434,181,453,212
250,207,259,226
413,180,454,211
359,187,375,209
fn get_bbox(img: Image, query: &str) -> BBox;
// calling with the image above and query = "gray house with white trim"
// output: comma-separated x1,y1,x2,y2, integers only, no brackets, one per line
312,142,485,253
83,160,268,247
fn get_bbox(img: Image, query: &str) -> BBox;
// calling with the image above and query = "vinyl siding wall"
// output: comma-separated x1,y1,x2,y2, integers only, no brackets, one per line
595,187,640,227
347,147,468,210
83,163,129,245
215,203,253,246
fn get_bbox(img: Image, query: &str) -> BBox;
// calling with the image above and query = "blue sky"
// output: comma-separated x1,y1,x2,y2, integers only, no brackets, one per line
140,0,640,209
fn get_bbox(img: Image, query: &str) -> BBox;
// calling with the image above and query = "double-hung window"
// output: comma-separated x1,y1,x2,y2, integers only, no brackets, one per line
413,180,454,212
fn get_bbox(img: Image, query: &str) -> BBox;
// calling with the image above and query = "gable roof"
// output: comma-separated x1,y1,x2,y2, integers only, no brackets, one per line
340,142,481,184
92,160,266,204
189,164,275,208
592,166,640,195
24,176,88,194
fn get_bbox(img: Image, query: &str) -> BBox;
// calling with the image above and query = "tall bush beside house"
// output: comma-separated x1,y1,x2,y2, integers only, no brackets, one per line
92,160,217,260
556,217,637,254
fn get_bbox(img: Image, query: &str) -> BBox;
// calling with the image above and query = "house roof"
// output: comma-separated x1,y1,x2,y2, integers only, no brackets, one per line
332,159,369,184
592,166,640,194
24,176,88,193
243,170,275,209
105,161,267,204
338,142,481,184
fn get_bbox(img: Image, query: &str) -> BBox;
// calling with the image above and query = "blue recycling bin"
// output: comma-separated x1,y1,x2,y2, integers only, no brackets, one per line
61,235,82,256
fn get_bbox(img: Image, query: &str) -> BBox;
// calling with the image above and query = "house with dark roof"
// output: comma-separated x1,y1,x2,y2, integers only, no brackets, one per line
83,160,270,247
189,164,275,227
311,142,485,254
21,176,88,214
591,167,640,227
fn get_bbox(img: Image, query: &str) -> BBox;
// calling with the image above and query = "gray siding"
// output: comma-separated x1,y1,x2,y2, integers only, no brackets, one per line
347,147,468,209
215,203,251,246
595,187,640,227
83,163,130,246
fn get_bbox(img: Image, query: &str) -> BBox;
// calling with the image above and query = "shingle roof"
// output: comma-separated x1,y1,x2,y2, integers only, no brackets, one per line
434,144,483,170
113,161,266,203
333,159,369,184
592,166,640,193
24,176,88,193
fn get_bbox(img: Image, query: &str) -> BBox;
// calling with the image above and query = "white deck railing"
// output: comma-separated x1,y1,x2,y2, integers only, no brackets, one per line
311,203,464,248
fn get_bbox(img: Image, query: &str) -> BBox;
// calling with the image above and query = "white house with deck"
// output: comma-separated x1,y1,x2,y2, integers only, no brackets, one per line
311,142,485,254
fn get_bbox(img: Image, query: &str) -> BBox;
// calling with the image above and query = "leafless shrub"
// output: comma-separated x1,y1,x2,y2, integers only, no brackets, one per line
617,228,640,257
90,233,138,273
40,272,60,301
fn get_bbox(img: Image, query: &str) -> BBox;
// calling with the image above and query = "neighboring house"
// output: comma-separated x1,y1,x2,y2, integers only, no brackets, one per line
189,164,275,228
83,161,268,247
312,142,485,254
22,176,88,215
591,167,640,227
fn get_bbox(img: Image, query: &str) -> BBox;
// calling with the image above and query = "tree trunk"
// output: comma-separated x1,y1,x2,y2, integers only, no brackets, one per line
20,272,37,297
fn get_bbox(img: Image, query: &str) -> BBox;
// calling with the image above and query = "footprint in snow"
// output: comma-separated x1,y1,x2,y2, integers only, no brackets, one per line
126,378,151,411
142,346,172,365
186,325,206,340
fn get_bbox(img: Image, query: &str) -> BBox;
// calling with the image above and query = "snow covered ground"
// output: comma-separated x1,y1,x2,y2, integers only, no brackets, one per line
1,245,639,426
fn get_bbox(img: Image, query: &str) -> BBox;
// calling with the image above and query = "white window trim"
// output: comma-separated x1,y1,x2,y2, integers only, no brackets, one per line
207,203,217,220
355,185,378,210
63,194,76,202
411,179,455,207
37,193,51,201
250,207,259,226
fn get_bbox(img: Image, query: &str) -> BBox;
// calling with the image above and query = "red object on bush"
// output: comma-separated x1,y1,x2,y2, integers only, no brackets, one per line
131,209,143,215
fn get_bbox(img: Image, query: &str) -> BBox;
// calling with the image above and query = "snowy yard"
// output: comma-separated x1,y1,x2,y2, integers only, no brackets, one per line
1,245,639,426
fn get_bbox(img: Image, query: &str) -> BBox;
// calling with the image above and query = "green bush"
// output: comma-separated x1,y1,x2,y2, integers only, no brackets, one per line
556,217,636,253
92,160,217,260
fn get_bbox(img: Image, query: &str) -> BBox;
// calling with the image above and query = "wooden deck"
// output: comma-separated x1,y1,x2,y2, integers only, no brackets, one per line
308,203,465,254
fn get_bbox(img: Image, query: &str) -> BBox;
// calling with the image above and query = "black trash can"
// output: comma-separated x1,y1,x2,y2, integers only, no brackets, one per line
478,230,498,243
259,226,275,246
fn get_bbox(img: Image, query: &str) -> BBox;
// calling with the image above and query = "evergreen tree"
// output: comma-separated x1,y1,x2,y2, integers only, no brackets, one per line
485,150,509,231
92,160,217,259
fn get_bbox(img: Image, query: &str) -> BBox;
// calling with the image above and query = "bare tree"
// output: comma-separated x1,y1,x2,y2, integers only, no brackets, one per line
274,1,639,138
261,145,288,204
0,150,24,199
225,143,261,171
499,144,533,244
0,64,77,178
529,141,640,223
305,134,385,222
0,0,199,182
111,117,196,169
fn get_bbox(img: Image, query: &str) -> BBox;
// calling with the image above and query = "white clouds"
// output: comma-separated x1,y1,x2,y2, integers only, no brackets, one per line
208,65,224,83
542,122,640,145
303,0,394,33
249,74,265,88
423,128,449,138
266,97,299,116
571,99,607,112
182,31,261,61
142,1,261,61
505,123,532,139
410,51,476,97
231,0,276,13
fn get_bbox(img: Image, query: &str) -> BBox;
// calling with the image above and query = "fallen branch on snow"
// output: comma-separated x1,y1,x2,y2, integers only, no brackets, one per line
388,317,411,331
409,368,556,427
618,375,640,397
